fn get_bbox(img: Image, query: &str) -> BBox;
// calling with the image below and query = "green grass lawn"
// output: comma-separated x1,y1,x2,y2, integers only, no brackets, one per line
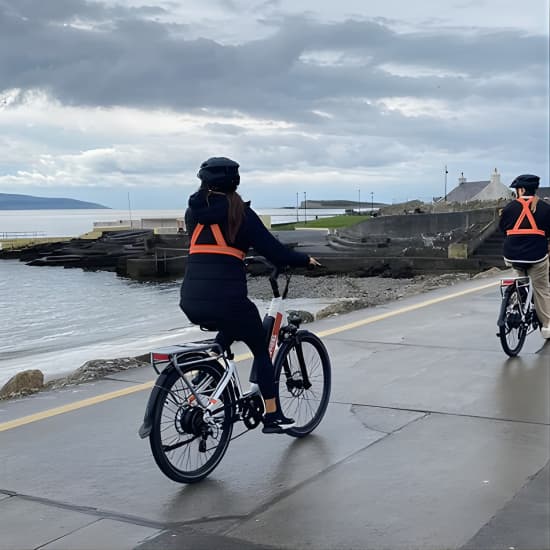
273,214,372,230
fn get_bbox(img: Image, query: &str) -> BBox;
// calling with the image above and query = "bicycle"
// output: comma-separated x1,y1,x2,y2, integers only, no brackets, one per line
138,257,332,483
497,267,540,357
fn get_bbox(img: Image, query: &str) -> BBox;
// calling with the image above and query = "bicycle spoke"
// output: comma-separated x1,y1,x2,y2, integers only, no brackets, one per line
275,332,331,436
149,361,233,483
163,435,198,452
499,286,528,356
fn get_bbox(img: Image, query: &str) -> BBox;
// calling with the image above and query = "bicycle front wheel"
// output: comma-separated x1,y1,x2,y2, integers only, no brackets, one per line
499,287,527,357
149,362,233,483
274,330,331,437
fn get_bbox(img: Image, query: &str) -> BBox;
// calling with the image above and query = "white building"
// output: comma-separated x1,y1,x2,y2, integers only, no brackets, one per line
444,169,514,203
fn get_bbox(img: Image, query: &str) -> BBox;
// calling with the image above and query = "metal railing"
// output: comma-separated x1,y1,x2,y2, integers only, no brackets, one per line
0,231,46,240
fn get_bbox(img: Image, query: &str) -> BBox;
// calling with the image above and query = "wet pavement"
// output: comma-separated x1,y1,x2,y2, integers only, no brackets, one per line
0,273,549,550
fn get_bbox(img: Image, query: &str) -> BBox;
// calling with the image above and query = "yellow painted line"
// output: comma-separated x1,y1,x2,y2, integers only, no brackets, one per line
0,352,253,433
0,282,497,433
316,280,500,338
0,382,153,433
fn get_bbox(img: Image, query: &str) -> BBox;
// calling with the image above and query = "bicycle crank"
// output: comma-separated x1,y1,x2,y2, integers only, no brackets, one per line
242,394,265,429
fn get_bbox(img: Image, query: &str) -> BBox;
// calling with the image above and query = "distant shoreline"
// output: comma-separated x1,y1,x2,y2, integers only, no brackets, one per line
0,192,110,210
0,206,111,210
284,200,385,209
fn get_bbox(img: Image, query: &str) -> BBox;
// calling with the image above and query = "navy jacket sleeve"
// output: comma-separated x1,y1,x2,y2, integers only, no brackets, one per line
246,208,310,267
499,202,514,233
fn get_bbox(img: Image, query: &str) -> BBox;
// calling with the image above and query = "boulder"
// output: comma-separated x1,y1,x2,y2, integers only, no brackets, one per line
54,357,149,385
287,310,315,324
0,369,44,399
316,299,369,319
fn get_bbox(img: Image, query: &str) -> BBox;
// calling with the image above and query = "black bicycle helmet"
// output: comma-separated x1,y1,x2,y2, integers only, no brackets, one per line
197,157,240,192
509,174,540,191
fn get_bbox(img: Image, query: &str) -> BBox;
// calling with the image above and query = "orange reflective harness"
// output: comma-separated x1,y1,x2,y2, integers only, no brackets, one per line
506,197,546,237
189,223,246,260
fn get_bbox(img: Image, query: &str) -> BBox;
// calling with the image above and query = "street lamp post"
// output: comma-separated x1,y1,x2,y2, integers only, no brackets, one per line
296,192,299,222
371,191,374,214
444,165,448,202
303,191,307,224
358,189,361,214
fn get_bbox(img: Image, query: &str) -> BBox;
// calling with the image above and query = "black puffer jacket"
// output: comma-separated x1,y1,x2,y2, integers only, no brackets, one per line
499,197,550,263
180,191,310,323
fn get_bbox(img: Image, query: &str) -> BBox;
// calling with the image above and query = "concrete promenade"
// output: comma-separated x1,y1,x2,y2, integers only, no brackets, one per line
0,273,549,550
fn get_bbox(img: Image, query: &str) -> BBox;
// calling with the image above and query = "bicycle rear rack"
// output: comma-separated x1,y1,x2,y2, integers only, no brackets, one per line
150,341,223,374
499,276,530,297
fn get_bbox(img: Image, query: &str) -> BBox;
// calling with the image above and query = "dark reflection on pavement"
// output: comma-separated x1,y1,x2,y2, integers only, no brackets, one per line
496,340,550,424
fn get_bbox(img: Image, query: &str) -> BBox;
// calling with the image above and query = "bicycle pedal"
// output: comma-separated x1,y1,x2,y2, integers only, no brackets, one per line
198,439,207,453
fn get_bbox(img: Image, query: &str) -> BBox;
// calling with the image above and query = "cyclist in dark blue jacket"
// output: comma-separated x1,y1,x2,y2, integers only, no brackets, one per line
180,157,319,432
499,174,550,339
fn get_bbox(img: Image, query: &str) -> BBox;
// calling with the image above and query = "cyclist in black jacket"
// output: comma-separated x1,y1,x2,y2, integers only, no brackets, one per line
180,157,320,433
499,174,550,339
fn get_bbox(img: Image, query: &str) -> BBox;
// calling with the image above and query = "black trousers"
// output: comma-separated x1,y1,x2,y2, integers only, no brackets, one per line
181,297,277,400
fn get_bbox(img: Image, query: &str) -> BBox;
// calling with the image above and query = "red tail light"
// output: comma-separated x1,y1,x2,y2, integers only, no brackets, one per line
501,279,516,286
152,353,171,361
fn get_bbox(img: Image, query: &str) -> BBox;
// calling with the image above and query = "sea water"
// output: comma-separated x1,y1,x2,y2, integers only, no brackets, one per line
0,260,191,385
0,208,343,238
0,262,335,387
0,208,342,386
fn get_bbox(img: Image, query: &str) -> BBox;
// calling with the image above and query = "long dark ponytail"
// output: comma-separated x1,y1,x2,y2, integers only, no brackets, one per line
199,182,245,243
225,191,245,243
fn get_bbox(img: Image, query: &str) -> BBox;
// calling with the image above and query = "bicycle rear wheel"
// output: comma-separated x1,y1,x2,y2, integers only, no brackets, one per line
499,287,528,357
149,362,233,483
274,330,331,437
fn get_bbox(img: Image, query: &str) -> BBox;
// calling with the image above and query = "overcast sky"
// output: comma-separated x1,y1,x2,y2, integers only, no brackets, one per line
0,0,548,209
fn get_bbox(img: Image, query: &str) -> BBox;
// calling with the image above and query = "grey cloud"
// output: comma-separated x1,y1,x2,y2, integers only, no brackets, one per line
264,17,547,75
0,3,546,116
203,123,247,135
0,0,166,23
0,0,547,182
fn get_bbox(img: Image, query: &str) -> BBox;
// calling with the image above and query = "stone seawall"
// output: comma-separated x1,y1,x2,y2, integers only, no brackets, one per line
339,208,498,239
0,210,505,281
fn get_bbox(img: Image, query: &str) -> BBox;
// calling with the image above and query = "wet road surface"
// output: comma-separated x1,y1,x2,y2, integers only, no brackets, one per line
0,273,548,550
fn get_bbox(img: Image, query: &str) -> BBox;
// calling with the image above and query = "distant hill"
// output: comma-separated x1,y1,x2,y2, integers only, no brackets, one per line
291,199,386,209
0,193,110,210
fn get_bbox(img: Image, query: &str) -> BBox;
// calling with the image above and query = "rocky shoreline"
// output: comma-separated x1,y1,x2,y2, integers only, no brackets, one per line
0,269,500,400
247,272,473,313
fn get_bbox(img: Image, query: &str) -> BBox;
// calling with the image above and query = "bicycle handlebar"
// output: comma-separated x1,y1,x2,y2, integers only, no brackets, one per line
244,256,286,298
245,255,322,299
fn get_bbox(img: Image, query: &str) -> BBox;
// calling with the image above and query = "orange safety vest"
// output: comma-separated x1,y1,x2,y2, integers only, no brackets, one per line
189,223,246,260
506,197,546,237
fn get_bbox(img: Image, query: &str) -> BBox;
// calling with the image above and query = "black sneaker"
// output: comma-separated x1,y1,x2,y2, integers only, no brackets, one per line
262,412,296,434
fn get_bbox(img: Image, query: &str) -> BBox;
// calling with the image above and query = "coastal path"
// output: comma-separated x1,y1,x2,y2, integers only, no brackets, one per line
0,273,548,550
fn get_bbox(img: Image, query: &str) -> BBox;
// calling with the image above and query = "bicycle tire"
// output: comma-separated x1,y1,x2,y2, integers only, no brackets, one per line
149,361,233,483
499,286,528,357
274,330,331,438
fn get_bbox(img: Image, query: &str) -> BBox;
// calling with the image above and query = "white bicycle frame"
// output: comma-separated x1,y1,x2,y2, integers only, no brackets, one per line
500,275,534,321
150,292,288,419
